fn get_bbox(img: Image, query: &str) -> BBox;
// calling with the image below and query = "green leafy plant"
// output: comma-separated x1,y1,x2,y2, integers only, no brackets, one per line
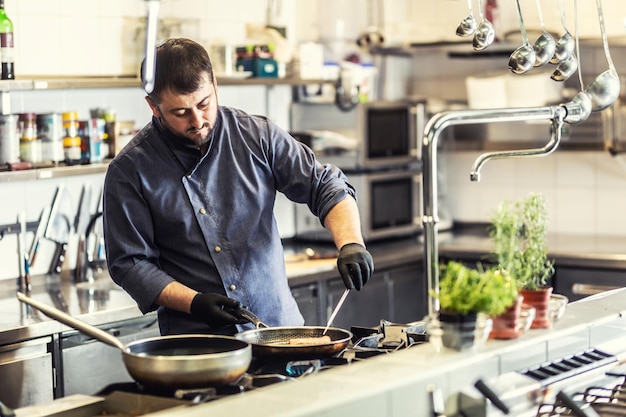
489,193,555,290
433,261,519,316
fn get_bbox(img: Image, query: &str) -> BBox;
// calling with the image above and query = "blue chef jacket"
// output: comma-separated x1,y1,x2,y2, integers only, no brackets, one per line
103,106,355,335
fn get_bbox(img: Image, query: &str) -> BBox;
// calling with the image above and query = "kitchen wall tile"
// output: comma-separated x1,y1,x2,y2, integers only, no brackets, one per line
553,186,597,234
99,88,151,128
596,187,626,236
513,154,555,187
554,151,597,187
15,15,62,76
98,17,133,76
594,152,626,187
59,16,105,76
10,89,66,115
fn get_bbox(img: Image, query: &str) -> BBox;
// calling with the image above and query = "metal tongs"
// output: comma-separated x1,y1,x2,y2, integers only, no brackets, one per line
323,288,350,335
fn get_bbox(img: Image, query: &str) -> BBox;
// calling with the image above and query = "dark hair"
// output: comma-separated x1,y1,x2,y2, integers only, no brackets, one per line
140,38,214,104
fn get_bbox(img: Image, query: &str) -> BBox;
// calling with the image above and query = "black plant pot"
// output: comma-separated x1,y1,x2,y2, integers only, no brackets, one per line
439,311,478,350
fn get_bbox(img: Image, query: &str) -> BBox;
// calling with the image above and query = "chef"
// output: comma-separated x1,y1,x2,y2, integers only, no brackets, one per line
102,38,374,336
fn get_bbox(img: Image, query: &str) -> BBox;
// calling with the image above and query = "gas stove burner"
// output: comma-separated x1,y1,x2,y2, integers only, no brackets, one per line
537,382,626,416
350,320,428,352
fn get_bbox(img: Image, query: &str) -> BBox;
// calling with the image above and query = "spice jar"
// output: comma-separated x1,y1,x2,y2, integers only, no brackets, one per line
0,114,19,164
19,112,41,163
37,113,64,164
62,111,81,165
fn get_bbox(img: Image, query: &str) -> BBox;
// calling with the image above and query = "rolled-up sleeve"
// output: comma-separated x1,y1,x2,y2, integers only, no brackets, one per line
267,122,355,224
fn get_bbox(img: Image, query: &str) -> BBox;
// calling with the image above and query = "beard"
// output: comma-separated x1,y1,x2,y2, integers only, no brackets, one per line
160,117,213,148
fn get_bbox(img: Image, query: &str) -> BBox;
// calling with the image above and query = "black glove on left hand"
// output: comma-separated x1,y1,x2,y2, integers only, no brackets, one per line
190,293,247,327
337,243,374,290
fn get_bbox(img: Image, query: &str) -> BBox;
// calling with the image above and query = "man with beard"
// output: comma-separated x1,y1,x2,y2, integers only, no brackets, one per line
102,38,374,336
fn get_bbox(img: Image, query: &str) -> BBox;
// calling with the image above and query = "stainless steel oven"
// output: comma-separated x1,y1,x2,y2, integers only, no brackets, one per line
294,168,422,242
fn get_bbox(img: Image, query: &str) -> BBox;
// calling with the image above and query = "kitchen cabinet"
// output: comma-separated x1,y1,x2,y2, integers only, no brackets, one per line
0,336,54,409
291,282,324,326
327,272,392,329
388,263,427,323
289,259,425,329
60,314,159,397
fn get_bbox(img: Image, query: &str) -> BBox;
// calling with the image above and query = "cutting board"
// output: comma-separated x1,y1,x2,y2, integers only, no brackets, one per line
285,258,337,278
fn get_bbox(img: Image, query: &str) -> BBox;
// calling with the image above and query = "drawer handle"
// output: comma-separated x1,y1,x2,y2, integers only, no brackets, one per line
572,283,622,295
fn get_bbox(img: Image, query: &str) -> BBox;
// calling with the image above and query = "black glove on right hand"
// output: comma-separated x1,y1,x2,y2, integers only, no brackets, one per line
190,293,246,327
337,243,374,291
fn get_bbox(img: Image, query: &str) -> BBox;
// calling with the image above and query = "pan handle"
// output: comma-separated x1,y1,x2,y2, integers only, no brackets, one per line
16,292,126,351
235,306,269,329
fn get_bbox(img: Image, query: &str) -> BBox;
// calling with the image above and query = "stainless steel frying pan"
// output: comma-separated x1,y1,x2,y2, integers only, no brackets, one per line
235,308,352,359
17,292,251,389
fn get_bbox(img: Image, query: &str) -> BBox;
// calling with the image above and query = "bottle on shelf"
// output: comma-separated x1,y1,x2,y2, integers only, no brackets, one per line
18,112,41,163
62,111,82,165
0,0,14,80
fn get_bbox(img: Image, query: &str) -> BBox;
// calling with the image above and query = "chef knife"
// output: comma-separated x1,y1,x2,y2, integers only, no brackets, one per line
323,288,350,335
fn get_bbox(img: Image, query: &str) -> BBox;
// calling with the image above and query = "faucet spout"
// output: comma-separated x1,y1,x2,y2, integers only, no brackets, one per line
469,108,566,182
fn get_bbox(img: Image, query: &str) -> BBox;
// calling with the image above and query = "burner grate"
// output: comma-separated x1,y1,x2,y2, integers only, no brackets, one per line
537,383,626,416
521,349,617,387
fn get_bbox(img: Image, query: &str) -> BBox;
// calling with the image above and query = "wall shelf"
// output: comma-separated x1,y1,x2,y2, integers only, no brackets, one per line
0,75,333,92
0,162,109,183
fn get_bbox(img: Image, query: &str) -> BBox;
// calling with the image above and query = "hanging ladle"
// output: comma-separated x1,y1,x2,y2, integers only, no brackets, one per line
564,0,592,124
509,0,536,74
584,0,621,111
533,0,556,67
550,0,575,64
473,0,495,51
550,0,577,81
551,53,578,82
456,0,477,37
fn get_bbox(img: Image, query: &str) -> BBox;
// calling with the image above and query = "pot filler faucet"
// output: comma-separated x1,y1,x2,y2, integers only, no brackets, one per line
422,100,590,319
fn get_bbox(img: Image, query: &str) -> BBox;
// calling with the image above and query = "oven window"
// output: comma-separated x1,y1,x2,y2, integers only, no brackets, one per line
371,178,413,229
367,107,410,158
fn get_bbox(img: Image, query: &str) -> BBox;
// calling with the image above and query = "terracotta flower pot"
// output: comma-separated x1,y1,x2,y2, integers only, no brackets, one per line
490,295,524,339
520,287,553,329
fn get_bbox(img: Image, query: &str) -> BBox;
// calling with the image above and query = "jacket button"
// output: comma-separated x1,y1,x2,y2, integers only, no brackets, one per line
199,208,206,214
214,246,221,252
229,284,236,291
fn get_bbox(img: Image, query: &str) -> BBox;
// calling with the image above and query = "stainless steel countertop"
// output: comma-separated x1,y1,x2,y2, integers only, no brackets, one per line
1,224,624,346
0,276,143,345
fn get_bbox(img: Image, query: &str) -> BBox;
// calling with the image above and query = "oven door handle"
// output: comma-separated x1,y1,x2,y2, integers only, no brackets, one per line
572,283,622,296
474,379,510,415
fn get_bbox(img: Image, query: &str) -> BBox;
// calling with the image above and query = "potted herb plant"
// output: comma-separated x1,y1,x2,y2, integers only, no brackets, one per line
433,260,518,350
489,193,555,329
